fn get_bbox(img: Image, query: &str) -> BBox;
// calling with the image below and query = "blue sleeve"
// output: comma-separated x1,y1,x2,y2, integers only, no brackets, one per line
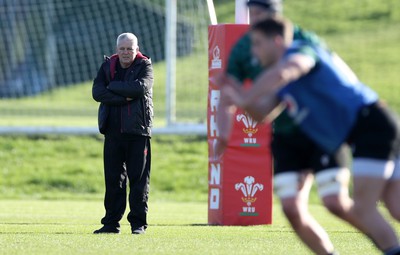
278,45,319,99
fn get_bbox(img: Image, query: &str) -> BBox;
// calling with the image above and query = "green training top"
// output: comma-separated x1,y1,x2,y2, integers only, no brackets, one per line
226,25,323,135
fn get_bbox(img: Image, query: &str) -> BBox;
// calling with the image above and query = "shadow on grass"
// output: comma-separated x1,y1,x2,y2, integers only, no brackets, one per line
0,222,94,226
0,231,78,235
150,223,208,227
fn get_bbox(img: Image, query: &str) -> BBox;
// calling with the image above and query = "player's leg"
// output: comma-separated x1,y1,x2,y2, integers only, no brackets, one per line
382,178,400,255
349,102,400,252
313,145,365,232
382,158,400,221
272,132,336,255
317,168,364,229
276,171,336,254
352,169,397,251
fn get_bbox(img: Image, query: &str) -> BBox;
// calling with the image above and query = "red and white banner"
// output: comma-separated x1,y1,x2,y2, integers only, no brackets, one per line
208,24,273,225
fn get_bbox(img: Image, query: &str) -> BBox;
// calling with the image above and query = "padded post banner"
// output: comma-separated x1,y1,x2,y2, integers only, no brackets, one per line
208,24,273,225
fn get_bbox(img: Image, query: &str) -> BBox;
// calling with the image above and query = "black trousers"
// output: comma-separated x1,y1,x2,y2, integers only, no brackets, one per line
100,135,151,229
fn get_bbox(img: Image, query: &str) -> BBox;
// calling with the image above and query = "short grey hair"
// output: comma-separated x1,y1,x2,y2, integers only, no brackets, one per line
116,33,138,47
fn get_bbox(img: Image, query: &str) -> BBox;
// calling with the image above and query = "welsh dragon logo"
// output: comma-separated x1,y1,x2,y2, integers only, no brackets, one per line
235,176,263,216
236,113,259,146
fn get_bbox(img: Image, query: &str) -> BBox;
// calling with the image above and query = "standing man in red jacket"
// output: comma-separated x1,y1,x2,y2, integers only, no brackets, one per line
92,33,154,234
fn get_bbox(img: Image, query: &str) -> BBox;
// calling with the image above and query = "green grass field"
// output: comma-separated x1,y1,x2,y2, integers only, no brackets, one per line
1,200,396,255
0,135,208,201
1,134,399,254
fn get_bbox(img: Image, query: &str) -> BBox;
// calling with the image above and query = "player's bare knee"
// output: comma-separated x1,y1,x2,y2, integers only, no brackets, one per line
352,200,377,218
282,203,304,228
384,178,400,220
322,195,346,217
386,203,400,221
390,209,400,221
281,199,301,218
392,212,400,221
316,168,353,217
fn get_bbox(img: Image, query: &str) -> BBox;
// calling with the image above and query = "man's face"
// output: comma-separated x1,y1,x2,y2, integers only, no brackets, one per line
116,39,138,68
251,30,279,67
249,5,274,25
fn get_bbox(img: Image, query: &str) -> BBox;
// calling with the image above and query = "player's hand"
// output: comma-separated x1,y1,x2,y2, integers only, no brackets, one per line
221,84,245,109
214,73,241,88
213,137,228,160
126,97,133,101
212,73,227,87
216,74,245,108
223,75,242,91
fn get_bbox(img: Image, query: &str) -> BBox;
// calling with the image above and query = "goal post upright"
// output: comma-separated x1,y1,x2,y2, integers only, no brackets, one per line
235,0,249,24
165,0,177,126
206,0,218,25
